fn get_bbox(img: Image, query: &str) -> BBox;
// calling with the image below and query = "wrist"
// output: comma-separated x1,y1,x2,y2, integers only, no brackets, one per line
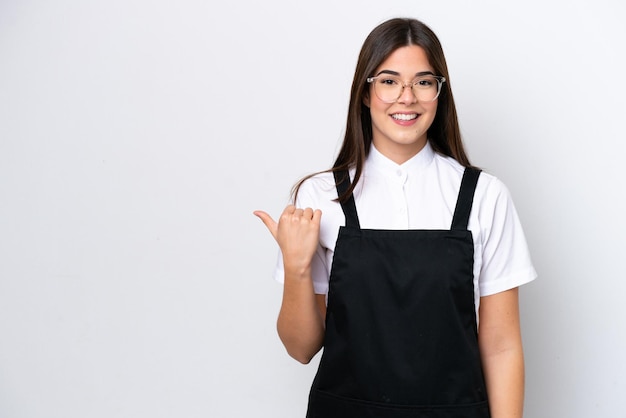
283,263,312,281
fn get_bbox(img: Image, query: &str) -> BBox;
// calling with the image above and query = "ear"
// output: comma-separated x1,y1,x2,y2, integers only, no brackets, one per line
363,90,370,108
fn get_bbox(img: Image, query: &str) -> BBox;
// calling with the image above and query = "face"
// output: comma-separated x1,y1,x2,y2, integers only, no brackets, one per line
364,45,438,164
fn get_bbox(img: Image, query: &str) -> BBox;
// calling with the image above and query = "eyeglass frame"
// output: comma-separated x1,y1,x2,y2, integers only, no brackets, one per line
366,74,447,103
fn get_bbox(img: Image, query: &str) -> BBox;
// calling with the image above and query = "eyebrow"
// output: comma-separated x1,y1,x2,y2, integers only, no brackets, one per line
376,70,436,77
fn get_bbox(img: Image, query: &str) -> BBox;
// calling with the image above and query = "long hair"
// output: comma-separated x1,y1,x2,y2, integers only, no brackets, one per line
293,17,470,203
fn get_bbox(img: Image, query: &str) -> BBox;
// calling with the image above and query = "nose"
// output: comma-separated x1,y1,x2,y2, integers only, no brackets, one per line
397,83,417,104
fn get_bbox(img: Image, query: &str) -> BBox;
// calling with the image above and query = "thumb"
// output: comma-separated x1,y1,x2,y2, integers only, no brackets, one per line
253,210,278,241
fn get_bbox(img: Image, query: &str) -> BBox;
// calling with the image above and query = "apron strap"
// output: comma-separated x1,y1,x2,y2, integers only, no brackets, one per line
451,167,482,231
333,170,361,229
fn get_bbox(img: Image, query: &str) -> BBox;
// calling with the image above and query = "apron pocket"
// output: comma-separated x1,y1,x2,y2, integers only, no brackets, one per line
308,389,490,418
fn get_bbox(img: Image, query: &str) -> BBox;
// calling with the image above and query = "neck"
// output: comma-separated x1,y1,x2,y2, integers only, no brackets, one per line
372,139,427,165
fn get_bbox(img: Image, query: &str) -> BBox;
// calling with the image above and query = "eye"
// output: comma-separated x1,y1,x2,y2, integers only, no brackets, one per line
415,77,434,87
379,77,400,86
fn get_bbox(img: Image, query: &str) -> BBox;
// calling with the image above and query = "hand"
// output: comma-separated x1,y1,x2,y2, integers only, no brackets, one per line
254,205,322,275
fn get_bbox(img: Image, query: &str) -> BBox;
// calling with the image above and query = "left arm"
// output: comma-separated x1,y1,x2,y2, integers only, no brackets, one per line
478,287,525,418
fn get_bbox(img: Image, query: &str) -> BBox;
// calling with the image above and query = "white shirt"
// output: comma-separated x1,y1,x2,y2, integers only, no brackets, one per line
274,142,537,313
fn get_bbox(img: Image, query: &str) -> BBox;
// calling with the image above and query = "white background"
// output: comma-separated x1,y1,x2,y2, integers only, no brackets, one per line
1,1,625,417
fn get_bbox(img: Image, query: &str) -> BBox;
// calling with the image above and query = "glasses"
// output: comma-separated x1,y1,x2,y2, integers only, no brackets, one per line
366,74,446,103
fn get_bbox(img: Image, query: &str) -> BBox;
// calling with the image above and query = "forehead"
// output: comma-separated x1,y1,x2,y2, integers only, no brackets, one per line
375,45,433,75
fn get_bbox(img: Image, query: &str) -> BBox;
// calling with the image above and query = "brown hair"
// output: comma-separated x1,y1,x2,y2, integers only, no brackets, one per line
293,17,471,203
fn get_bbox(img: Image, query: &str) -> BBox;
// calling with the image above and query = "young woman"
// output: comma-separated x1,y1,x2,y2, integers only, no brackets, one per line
255,17,536,418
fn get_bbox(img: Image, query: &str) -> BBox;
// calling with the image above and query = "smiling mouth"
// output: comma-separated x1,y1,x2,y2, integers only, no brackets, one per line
391,113,418,121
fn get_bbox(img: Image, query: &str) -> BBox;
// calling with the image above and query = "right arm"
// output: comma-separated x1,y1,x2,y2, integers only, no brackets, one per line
254,205,326,364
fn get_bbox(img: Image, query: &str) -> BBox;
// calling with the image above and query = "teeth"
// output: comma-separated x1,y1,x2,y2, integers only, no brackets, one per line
392,113,418,121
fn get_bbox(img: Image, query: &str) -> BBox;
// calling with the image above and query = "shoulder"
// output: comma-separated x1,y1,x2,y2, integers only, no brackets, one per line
475,171,514,214
432,153,510,200
294,171,339,207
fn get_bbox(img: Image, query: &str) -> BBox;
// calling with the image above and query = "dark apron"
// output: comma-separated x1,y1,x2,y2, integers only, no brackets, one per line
306,167,490,418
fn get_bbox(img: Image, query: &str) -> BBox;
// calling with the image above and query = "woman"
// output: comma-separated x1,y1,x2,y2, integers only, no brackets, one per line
255,17,536,418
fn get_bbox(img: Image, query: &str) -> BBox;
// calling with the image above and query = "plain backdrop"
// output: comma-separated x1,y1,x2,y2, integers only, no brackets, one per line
1,0,625,417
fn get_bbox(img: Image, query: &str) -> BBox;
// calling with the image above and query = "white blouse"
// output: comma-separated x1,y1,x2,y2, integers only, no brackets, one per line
273,141,537,315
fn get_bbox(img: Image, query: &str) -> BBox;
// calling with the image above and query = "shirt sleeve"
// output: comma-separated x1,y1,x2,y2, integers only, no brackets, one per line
477,177,537,296
272,178,331,295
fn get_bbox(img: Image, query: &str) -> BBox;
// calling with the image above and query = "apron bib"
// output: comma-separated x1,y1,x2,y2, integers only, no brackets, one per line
306,167,490,418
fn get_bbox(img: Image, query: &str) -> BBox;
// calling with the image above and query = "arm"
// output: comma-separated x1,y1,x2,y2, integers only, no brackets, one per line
478,287,525,418
277,286,326,364
254,206,326,364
